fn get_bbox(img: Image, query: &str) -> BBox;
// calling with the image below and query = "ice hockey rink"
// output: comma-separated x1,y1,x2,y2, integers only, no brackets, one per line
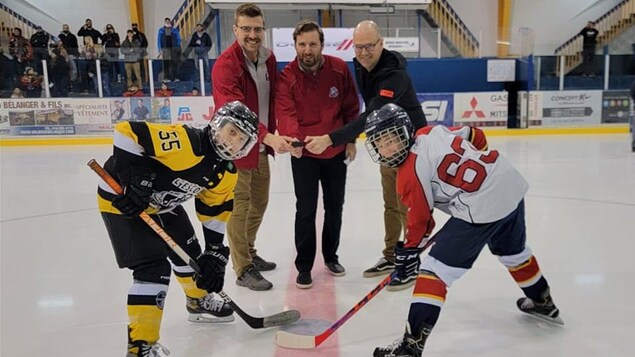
1,132,634,357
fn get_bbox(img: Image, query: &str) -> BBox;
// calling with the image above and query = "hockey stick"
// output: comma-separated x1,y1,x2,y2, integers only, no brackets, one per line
275,240,435,349
88,159,300,329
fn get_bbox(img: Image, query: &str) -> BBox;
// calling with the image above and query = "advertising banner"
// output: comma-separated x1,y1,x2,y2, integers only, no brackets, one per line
540,90,602,126
453,92,508,127
1,99,76,136
170,96,216,128
383,37,419,52
601,90,631,124
417,93,453,127
272,27,355,62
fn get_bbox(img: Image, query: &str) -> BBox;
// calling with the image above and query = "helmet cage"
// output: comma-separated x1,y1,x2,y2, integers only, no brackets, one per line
365,125,411,168
209,110,258,161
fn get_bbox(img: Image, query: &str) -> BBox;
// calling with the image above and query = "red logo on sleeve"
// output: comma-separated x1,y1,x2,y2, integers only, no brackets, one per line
379,89,394,98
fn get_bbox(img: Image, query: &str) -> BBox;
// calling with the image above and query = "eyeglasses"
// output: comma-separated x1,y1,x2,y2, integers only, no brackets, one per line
353,39,381,53
237,26,265,34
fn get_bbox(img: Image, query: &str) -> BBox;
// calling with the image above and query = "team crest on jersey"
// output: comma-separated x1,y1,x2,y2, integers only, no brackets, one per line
156,291,167,310
329,86,339,98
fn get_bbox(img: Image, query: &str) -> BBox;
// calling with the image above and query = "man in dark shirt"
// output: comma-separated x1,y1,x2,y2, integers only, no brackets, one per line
579,21,599,76
77,19,102,45
30,25,50,74
131,22,149,83
188,23,213,82
305,20,427,291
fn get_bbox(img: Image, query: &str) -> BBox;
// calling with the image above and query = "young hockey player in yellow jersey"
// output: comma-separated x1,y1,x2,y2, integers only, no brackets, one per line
97,101,259,356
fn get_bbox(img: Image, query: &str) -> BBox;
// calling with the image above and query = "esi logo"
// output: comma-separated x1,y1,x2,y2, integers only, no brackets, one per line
177,107,193,121
418,94,454,126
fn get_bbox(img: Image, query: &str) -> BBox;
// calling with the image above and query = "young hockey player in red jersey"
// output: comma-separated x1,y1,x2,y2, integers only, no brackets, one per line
364,104,563,357
97,101,259,356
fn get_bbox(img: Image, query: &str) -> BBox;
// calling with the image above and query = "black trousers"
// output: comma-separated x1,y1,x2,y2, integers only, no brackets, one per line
291,152,347,273
582,46,595,75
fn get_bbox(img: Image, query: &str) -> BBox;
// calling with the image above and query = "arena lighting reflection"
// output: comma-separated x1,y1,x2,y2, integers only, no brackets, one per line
573,274,605,285
36,295,75,308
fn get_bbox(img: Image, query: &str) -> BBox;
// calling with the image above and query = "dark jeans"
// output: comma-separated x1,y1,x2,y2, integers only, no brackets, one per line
161,48,180,81
581,46,595,75
291,152,347,273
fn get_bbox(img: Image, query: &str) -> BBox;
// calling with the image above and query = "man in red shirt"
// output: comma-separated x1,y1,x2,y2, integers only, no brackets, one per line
212,3,294,291
276,20,360,288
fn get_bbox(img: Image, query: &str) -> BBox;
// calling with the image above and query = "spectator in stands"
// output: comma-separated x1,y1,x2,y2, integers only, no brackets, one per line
155,82,173,97
188,23,212,82
157,18,181,81
50,47,70,97
30,25,50,74
59,24,79,83
8,28,32,86
212,3,295,292
276,20,360,288
77,19,102,45
185,86,200,96
19,67,43,98
630,79,635,152
103,24,122,82
80,36,97,93
132,99,150,120
123,84,144,97
131,23,149,83
579,21,599,77
304,20,428,289
11,88,25,98
121,30,143,90
89,52,113,97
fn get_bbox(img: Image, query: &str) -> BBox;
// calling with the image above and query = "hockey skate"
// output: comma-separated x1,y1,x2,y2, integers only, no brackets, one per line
186,293,235,323
516,289,564,326
373,324,431,357
127,341,170,357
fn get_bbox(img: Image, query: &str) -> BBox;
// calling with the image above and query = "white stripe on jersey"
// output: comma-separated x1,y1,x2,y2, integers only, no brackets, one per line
412,125,528,224
114,130,144,156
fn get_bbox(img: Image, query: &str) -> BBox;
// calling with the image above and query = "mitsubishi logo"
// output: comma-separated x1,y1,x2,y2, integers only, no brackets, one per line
462,97,486,119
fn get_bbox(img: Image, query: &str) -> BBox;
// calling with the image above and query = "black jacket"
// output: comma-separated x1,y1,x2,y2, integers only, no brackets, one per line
77,27,102,44
188,31,212,55
59,32,79,56
329,49,426,146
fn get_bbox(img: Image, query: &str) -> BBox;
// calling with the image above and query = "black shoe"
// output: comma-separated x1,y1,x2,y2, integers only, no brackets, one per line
236,266,273,291
517,288,564,325
363,257,395,277
325,261,346,277
252,255,277,271
296,272,313,289
373,324,431,357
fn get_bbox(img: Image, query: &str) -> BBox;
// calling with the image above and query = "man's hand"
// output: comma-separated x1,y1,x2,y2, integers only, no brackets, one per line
263,133,294,153
345,143,357,163
304,135,332,155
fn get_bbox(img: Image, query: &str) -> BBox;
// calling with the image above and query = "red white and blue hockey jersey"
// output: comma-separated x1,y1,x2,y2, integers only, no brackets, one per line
398,125,529,249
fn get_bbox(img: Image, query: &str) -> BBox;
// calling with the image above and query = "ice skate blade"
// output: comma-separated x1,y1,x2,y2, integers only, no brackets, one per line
188,313,236,323
521,311,565,326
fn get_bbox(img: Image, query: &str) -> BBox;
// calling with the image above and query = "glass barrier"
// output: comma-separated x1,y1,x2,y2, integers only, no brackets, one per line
535,54,634,91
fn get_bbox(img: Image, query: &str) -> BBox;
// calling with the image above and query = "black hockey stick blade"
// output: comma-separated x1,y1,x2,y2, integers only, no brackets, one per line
217,291,301,328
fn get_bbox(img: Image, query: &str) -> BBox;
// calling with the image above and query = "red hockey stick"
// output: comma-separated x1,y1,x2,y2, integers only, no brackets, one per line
275,240,434,349
88,159,300,329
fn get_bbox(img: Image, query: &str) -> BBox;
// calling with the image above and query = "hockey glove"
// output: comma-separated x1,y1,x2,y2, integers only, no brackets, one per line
394,241,422,281
112,166,156,218
194,244,229,293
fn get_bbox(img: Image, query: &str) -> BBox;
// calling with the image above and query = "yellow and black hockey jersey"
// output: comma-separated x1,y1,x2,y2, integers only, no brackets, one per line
97,121,237,243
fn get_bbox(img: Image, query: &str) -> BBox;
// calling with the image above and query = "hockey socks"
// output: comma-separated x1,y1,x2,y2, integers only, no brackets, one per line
408,270,447,329
507,255,549,302
127,280,168,344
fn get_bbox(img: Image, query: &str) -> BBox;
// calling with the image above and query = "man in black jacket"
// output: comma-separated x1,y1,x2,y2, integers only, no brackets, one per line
77,19,102,45
305,20,427,290
131,23,149,83
188,23,213,82
579,21,599,77
30,25,50,74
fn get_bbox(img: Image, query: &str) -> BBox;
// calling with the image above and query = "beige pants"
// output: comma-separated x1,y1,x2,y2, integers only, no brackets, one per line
380,165,408,262
125,62,142,89
227,152,270,276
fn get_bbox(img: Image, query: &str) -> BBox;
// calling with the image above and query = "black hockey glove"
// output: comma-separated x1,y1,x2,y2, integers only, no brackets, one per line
394,241,422,281
112,166,156,218
194,244,229,293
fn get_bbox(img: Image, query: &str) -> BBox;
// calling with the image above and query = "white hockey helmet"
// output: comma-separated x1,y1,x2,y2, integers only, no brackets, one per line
209,101,259,161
